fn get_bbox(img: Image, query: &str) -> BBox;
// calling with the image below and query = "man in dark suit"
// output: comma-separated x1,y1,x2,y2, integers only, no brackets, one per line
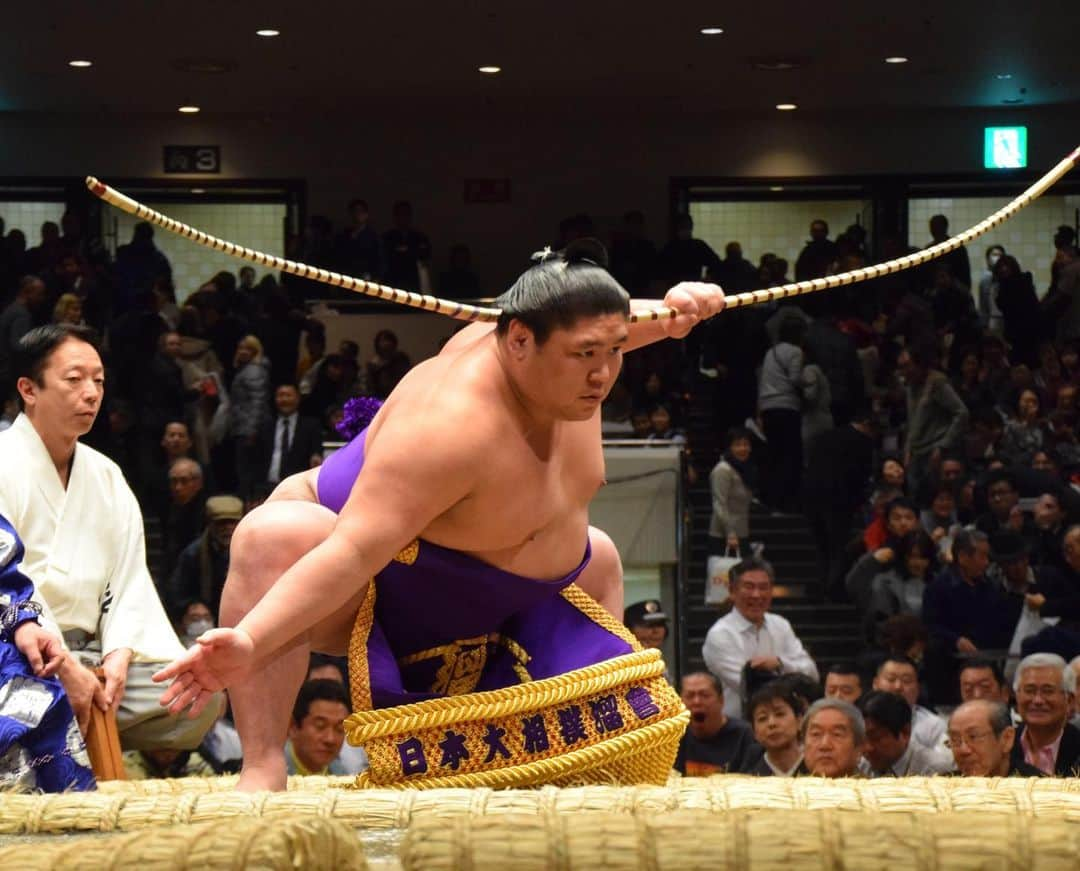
259,384,323,487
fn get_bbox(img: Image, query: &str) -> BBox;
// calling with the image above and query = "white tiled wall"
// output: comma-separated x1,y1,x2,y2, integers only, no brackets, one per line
0,201,66,242
108,202,286,302
908,195,1080,295
690,200,870,273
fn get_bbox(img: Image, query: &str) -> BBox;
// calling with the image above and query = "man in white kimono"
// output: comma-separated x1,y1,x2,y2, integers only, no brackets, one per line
0,324,218,749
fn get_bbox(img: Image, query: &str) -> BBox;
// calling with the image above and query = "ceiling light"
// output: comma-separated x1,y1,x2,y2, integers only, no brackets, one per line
478,65,501,74
769,186,784,192
190,188,206,194
256,29,280,37
700,27,724,35
1001,97,1024,104
775,103,797,111
178,105,201,113
996,73,1013,80
68,60,92,68
884,56,908,64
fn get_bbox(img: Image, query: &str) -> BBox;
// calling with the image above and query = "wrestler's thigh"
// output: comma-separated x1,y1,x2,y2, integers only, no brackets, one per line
229,498,337,572
576,526,623,615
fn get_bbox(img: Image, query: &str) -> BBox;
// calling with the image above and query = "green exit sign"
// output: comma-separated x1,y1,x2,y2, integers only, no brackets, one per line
984,126,1027,169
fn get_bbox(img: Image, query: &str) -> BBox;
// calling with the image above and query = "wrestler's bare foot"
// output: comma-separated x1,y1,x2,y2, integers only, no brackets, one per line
235,759,288,792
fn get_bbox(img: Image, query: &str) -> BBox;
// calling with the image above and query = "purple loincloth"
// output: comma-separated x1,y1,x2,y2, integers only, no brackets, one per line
317,428,634,710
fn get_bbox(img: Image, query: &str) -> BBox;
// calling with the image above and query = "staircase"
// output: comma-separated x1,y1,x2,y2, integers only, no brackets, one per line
677,374,863,678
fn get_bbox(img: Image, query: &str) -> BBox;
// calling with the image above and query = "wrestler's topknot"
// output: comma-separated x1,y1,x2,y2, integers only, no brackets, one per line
495,238,630,345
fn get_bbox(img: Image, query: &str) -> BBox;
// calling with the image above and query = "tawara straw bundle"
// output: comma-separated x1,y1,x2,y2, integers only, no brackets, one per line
5,776,1080,835
0,814,366,870
398,808,1080,871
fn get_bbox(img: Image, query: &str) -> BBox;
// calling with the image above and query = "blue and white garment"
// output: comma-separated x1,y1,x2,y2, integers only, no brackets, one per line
0,513,95,791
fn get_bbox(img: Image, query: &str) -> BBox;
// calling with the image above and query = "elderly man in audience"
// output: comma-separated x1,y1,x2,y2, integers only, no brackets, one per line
674,671,760,775
857,690,954,776
948,700,1043,777
871,655,949,756
823,663,864,704
0,324,218,750
923,528,1015,701
168,495,243,617
801,698,865,778
744,682,805,776
1009,653,1080,775
703,558,819,719
163,457,207,574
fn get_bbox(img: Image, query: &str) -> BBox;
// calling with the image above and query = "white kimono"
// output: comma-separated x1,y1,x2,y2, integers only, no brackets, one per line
0,414,183,662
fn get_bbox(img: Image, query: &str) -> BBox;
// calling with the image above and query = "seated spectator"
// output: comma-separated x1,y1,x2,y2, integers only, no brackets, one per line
624,599,669,652
702,558,819,719
708,427,756,553
174,599,215,649
0,512,95,792
871,655,949,757
857,690,954,776
629,408,652,439
123,747,214,780
987,530,1053,659
260,384,324,486
285,679,352,776
919,483,958,546
303,655,367,775
168,495,242,616
861,494,918,557
744,682,805,776
823,663,864,704
801,698,865,778
163,457,206,574
1010,653,1080,775
1032,492,1067,572
999,389,1046,466
975,470,1035,542
865,531,936,645
674,672,760,775
365,329,411,399
1016,526,1080,661
646,404,686,444
145,421,195,520
959,658,1012,708
952,348,993,411
948,700,1042,777
847,497,919,610
0,276,47,389
51,292,83,325
923,529,1016,702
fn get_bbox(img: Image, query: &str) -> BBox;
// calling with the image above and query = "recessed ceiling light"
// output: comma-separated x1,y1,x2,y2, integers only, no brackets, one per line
775,103,797,111
996,73,1013,80
478,65,501,74
700,27,724,35
256,29,280,37
884,56,908,64
178,105,201,113
68,60,92,68
769,186,784,192
190,188,206,194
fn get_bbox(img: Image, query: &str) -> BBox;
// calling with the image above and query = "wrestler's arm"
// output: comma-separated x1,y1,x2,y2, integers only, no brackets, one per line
624,281,726,352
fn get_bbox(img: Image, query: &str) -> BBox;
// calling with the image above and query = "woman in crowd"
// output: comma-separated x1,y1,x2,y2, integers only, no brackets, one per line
864,530,937,644
51,292,83,325
366,329,412,398
999,387,1046,466
951,347,992,411
709,427,757,554
744,683,805,776
228,334,271,498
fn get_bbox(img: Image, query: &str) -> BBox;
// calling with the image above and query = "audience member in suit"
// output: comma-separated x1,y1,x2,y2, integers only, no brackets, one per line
1009,653,1080,775
163,458,207,577
260,384,324,487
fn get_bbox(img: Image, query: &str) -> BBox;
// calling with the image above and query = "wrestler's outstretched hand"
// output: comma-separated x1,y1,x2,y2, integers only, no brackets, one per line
152,627,255,718
660,281,726,339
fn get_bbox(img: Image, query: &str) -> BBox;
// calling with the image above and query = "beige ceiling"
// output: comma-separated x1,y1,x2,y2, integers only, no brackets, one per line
3,1,1076,114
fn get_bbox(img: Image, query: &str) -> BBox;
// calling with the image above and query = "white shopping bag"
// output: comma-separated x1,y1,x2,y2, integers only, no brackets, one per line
705,546,740,606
